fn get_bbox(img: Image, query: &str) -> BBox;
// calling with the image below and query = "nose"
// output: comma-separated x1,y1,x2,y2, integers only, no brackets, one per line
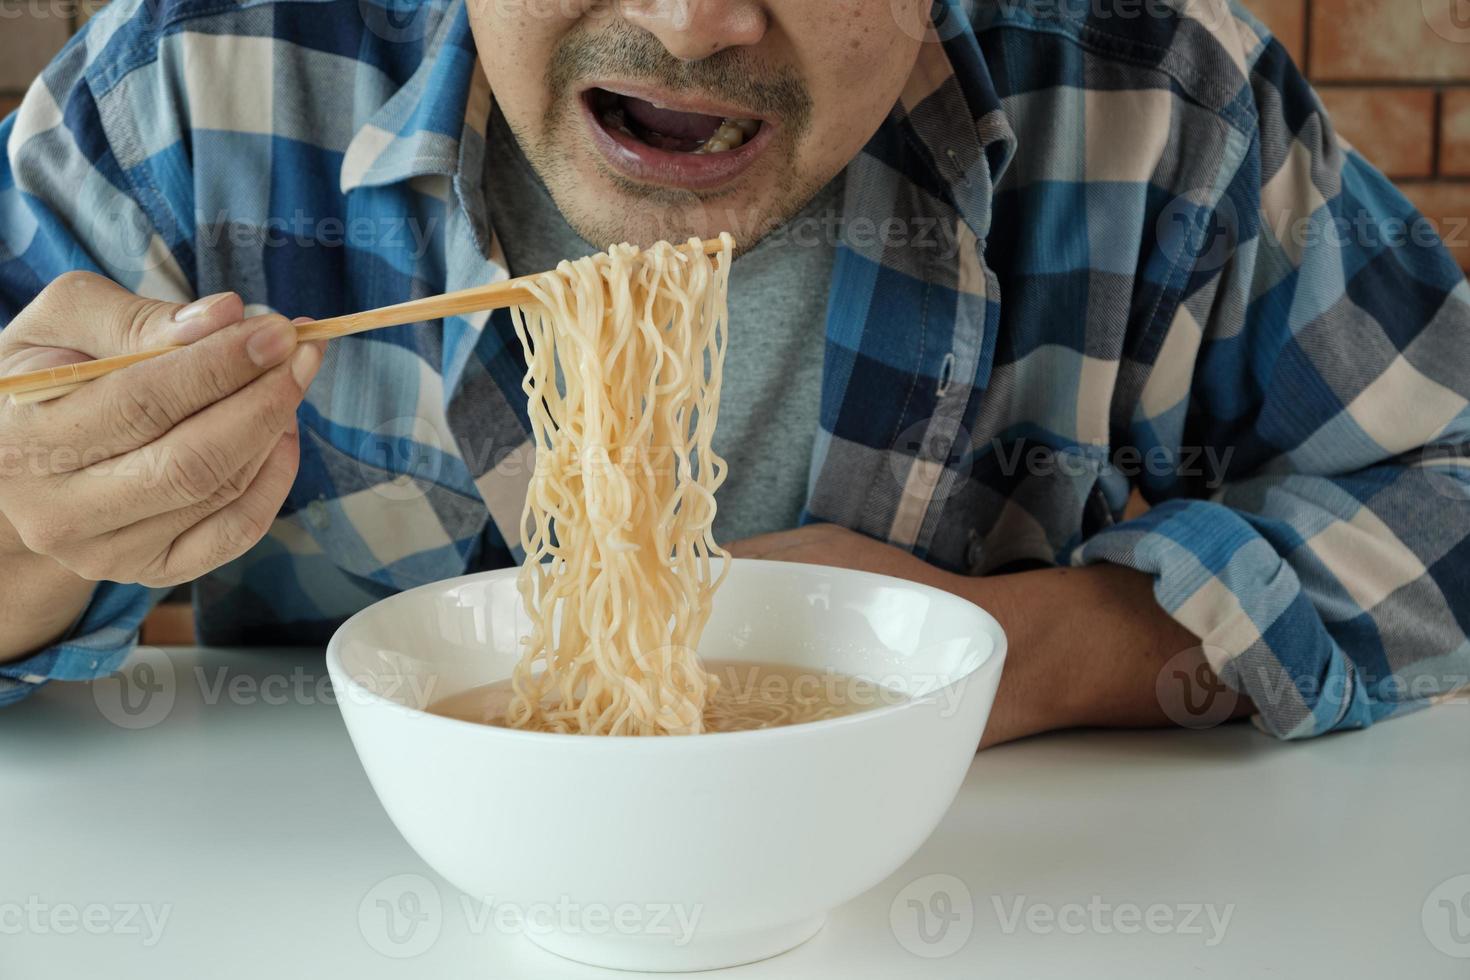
619,0,768,61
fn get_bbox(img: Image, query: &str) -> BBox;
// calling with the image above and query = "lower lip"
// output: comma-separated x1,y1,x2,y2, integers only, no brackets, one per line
579,93,775,192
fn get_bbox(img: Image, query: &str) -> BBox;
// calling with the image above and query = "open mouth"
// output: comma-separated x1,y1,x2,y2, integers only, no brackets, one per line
580,85,774,191
588,87,763,154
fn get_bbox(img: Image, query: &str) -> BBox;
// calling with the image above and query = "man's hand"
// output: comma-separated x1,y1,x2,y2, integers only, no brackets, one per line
0,272,323,663
727,523,1252,747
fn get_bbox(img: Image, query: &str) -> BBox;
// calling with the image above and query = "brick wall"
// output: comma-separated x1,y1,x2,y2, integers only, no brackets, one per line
1246,0,1470,269
1,1,1468,267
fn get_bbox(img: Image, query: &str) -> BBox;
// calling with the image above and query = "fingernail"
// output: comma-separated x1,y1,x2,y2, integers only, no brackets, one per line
246,318,295,368
290,341,322,389
174,292,235,322
171,292,238,343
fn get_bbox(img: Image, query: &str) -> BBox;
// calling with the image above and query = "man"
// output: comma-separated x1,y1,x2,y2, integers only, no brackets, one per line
0,0,1466,743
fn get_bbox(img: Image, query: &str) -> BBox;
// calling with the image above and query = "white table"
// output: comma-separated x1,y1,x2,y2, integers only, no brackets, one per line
3,646,1467,979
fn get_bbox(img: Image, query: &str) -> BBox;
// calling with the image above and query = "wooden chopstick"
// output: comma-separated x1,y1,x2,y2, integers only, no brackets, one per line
4,237,730,405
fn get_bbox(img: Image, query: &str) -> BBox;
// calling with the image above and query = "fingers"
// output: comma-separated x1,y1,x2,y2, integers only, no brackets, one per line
0,272,331,592
146,426,302,588
62,342,322,529
91,426,293,588
59,425,283,584
30,313,300,463
0,346,93,376
3,272,245,356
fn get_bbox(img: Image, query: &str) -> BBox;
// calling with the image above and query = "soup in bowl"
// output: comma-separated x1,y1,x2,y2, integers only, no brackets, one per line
326,558,1006,971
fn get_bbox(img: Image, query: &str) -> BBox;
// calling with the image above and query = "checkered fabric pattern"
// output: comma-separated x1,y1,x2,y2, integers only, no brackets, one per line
1,0,1467,738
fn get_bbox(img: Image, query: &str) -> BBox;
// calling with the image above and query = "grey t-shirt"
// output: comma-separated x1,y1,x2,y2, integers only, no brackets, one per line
483,110,839,543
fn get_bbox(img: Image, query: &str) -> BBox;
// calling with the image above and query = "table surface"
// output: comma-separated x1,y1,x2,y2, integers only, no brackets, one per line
3,646,1467,979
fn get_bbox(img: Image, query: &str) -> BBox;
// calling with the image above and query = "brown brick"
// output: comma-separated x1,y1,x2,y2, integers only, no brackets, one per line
1400,183,1470,272
1311,0,1470,82
1243,0,1307,65
0,7,71,90
1443,89,1470,178
140,603,196,646
1318,88,1437,179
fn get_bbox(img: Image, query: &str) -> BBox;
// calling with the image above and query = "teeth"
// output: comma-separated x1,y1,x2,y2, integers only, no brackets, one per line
601,105,637,139
692,117,758,154
601,101,761,156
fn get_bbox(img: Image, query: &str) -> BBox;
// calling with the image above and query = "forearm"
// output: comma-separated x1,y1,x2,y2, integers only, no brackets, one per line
946,564,1254,746
0,520,94,665
728,524,1262,744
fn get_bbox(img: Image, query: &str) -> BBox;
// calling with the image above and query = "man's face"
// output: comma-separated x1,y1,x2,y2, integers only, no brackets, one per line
469,0,927,250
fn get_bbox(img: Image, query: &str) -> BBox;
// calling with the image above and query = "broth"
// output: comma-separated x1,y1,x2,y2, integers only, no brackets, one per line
426,659,906,734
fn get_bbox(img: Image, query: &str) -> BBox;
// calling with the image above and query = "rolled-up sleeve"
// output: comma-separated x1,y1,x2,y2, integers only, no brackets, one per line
1072,30,1470,738
0,583,164,706
1,7,189,704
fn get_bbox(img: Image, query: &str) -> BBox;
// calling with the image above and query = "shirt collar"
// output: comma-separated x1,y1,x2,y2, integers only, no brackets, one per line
339,2,486,197
894,5,1017,244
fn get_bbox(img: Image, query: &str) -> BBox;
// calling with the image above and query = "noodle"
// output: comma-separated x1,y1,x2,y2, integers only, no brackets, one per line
427,661,900,734
504,235,734,735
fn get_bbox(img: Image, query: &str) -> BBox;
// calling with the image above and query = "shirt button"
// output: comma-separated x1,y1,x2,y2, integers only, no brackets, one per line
307,500,329,529
966,528,984,571
926,432,954,463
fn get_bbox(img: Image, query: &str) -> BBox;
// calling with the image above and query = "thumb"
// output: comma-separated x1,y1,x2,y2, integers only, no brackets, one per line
3,271,245,360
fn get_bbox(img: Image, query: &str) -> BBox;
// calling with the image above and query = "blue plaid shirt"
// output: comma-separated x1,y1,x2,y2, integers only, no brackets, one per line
2,0,1467,738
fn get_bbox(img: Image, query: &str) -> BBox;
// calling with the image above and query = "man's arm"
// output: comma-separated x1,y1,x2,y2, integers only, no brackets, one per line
0,517,95,665
741,23,1470,745
730,524,1254,746
1058,30,1470,739
0,6,318,699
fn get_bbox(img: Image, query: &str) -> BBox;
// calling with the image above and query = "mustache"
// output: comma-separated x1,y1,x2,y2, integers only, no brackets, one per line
546,21,813,129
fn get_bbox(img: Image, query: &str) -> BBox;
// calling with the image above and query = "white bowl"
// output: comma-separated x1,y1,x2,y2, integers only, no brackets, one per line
327,559,1006,972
